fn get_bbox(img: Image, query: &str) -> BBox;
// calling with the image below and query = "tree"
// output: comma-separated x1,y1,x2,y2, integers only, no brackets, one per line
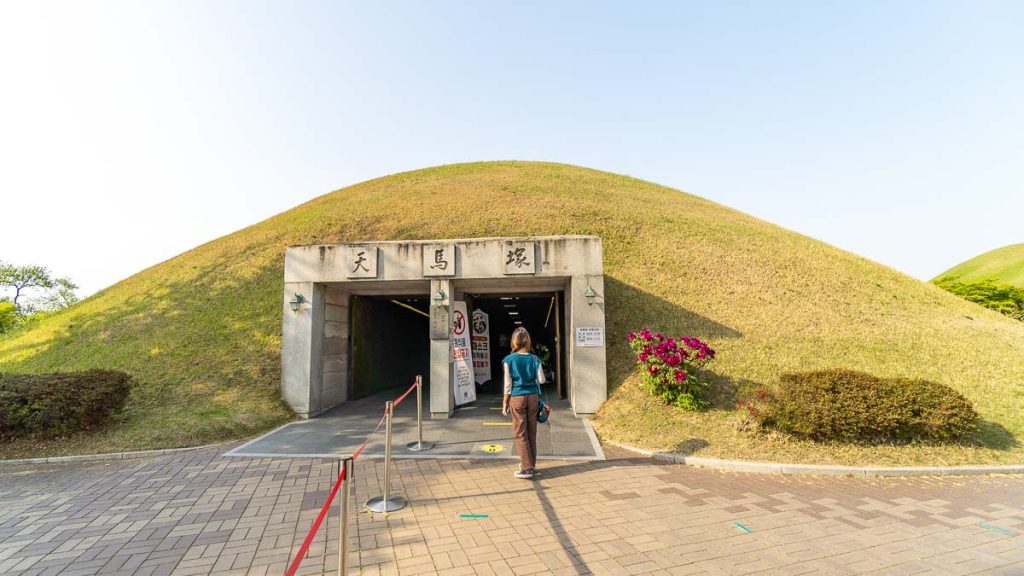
36,277,79,311
0,261,78,314
0,262,55,309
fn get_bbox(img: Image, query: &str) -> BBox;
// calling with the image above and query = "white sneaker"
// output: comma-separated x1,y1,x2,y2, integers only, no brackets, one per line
514,468,533,479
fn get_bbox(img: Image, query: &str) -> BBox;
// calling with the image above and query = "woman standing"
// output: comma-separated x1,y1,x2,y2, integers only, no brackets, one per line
501,326,550,479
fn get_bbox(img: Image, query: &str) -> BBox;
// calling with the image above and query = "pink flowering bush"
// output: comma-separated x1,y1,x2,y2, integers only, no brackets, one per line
627,329,716,410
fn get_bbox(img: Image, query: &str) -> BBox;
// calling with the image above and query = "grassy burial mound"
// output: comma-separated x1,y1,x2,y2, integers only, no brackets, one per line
935,243,1024,288
2,161,1024,464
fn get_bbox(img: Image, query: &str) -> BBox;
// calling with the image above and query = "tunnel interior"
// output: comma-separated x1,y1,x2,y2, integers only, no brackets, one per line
350,295,430,399
349,291,566,403
469,292,565,399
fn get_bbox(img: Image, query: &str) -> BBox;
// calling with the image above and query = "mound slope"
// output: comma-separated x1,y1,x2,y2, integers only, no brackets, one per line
3,162,1024,464
935,243,1024,288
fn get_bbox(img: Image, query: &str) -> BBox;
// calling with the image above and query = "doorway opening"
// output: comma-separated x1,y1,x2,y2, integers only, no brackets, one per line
349,294,430,400
469,292,566,400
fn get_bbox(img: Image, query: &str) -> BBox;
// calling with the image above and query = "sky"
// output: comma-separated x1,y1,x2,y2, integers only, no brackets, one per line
1,1,1022,298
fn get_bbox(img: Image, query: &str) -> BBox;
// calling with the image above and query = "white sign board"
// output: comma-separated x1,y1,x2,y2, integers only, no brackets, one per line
344,246,378,279
471,309,491,385
451,301,477,405
575,327,604,347
423,243,455,277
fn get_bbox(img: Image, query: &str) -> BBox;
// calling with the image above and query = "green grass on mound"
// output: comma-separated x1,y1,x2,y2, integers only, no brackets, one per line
3,161,1024,465
935,243,1024,288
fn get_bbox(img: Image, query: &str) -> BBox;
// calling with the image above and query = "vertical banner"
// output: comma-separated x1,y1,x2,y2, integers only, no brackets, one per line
471,309,491,385
450,301,477,406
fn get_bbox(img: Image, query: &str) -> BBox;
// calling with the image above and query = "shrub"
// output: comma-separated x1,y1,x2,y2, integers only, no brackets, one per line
0,370,133,440
934,277,1024,321
746,369,978,443
627,329,716,410
0,301,16,334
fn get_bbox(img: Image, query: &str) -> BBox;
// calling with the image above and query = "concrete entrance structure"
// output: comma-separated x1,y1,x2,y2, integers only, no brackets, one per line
282,236,606,418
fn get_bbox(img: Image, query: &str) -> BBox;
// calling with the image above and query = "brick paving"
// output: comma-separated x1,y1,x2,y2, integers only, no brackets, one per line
1,444,1022,575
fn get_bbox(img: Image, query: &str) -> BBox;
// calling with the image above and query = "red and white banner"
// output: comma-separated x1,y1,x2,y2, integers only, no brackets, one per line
451,301,476,406
471,309,491,385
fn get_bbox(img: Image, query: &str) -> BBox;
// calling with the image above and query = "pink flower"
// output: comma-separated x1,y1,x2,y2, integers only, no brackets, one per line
674,370,686,383
627,331,636,342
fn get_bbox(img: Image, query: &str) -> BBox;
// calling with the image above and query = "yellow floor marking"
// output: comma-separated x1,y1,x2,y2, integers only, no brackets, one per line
480,444,505,453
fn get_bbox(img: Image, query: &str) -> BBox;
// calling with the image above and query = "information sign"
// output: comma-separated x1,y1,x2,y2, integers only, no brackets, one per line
575,327,604,347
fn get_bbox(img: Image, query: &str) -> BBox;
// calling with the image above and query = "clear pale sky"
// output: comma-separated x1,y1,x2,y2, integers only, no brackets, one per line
2,1,1021,297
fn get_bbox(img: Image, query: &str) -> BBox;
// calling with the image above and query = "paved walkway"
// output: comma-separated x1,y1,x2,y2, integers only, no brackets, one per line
1,445,1022,575
225,390,601,461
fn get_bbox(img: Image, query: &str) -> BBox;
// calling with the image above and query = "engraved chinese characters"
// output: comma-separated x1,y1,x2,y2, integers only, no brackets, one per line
503,241,536,275
344,246,378,278
423,244,455,277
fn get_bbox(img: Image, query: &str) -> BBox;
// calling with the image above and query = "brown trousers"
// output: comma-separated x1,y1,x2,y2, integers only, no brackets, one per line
510,394,539,471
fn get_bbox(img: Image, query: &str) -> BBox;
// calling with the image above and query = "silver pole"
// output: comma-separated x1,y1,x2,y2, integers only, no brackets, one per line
337,457,352,576
407,375,434,451
383,401,392,505
416,376,423,447
366,401,407,513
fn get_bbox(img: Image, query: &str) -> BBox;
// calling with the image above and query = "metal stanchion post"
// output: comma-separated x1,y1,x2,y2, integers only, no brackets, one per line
365,401,407,513
407,375,434,451
337,457,352,576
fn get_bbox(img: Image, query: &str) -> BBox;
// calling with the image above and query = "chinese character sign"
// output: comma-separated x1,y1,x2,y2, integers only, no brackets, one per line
451,301,477,405
502,242,536,275
423,244,455,277
344,246,378,279
471,309,491,385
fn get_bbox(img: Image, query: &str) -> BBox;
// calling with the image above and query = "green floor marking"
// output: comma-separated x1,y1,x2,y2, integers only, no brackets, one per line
460,514,489,519
733,521,753,534
978,522,1014,536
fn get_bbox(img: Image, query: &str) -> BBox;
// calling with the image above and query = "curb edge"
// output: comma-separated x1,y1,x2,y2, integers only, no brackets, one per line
600,439,1024,477
0,441,235,466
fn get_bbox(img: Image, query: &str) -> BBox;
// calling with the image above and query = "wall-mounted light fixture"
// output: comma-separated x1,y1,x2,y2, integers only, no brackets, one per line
584,285,598,306
289,292,306,312
433,288,447,308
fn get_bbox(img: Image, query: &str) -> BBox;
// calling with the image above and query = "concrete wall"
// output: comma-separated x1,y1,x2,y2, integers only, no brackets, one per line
322,287,349,412
282,236,606,418
281,281,323,418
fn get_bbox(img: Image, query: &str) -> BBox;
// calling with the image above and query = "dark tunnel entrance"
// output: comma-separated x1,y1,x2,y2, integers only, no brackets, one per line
468,292,566,400
350,294,430,399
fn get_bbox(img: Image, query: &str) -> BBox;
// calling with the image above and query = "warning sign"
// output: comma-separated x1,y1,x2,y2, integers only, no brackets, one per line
451,301,476,406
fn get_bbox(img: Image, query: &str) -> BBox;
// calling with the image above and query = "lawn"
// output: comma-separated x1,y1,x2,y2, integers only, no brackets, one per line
935,243,1024,288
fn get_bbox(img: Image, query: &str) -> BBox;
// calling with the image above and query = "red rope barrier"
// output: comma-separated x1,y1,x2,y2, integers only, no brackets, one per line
283,378,420,576
284,466,346,576
391,379,419,408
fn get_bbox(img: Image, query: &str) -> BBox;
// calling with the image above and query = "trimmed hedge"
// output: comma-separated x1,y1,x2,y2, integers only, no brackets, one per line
764,369,977,443
0,370,132,440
